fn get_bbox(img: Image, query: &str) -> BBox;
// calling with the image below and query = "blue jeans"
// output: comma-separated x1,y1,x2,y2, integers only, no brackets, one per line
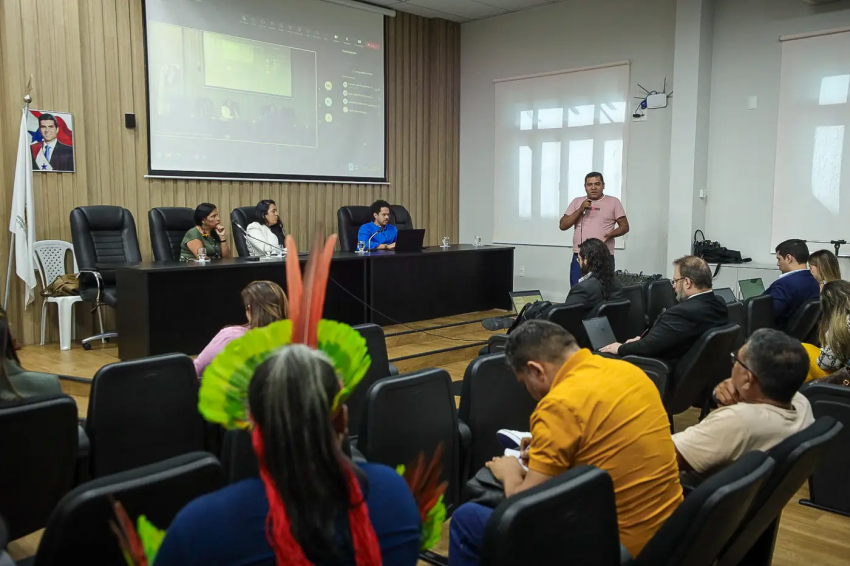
449,502,494,566
570,253,615,287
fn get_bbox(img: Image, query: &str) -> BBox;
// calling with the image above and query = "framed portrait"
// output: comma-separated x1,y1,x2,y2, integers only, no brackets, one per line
28,110,75,173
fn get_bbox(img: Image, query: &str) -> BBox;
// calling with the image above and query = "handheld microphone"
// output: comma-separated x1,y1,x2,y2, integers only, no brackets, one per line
234,223,286,256
582,200,592,216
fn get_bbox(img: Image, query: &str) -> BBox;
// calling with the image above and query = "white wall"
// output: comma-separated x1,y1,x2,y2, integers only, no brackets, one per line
459,0,677,300
705,0,850,268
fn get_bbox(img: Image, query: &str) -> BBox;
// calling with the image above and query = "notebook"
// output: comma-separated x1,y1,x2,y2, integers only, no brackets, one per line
715,287,738,304
583,316,618,350
738,278,766,300
509,290,543,314
393,229,426,252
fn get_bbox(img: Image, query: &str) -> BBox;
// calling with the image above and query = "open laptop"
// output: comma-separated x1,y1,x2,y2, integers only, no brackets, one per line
393,229,426,252
738,278,766,300
509,290,543,314
583,317,618,351
715,287,738,304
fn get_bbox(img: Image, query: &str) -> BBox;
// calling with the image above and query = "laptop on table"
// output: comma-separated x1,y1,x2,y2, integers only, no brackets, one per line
509,290,543,314
738,278,766,300
714,287,738,304
583,317,618,351
393,229,426,252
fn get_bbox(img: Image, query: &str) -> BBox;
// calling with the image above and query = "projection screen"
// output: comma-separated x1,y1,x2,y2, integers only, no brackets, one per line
143,0,386,181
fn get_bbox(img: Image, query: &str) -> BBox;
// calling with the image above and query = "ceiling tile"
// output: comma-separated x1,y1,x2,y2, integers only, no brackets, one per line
475,0,553,10
392,2,469,21
407,0,507,20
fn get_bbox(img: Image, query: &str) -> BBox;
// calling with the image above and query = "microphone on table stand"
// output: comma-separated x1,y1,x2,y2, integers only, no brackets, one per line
366,225,386,252
234,223,286,259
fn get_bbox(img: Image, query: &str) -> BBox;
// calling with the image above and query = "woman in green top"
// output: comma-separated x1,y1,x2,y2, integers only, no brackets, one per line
180,203,231,261
0,308,62,402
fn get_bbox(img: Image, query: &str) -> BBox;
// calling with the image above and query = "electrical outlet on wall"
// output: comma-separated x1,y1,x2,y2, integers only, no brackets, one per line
519,266,525,277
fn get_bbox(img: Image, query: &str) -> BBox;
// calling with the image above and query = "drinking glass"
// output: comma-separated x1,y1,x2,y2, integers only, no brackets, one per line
441,236,450,248
356,240,366,253
473,236,482,247
197,249,208,262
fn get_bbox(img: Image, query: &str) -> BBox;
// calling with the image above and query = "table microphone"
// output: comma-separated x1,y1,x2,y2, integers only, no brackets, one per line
234,223,286,256
366,225,385,251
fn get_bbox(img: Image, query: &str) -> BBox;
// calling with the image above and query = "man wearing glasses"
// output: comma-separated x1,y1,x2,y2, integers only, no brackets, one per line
599,256,728,375
560,172,629,286
673,329,813,477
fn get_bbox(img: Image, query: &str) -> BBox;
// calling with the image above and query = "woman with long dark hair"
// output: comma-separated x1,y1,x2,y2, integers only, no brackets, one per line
155,345,422,566
0,308,62,401
194,281,289,378
246,200,286,257
563,237,624,315
180,203,231,261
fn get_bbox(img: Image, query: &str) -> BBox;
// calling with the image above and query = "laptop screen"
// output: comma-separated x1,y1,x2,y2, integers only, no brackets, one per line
738,278,766,300
715,287,737,304
509,290,543,314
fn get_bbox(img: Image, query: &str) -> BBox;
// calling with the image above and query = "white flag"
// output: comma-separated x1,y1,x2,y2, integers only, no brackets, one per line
9,108,37,307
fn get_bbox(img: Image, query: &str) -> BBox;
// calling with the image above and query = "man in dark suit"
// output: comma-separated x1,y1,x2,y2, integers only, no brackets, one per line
30,113,74,172
563,237,624,316
600,255,728,371
764,239,820,327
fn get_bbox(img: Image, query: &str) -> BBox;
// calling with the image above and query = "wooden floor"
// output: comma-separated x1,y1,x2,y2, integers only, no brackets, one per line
9,311,850,564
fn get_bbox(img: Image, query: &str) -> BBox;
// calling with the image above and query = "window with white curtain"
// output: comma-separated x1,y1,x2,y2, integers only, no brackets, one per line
493,62,630,247
772,30,850,251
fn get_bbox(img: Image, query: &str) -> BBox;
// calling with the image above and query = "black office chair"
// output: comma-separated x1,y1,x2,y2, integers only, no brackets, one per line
546,303,590,348
643,279,675,328
626,451,775,566
621,283,646,339
744,295,775,338
221,428,259,485
358,369,462,511
347,323,395,440
0,395,78,541
783,298,821,342
70,206,142,350
230,205,281,257
716,417,843,566
457,354,538,484
31,452,223,566
799,383,850,515
86,353,206,478
592,299,632,342
337,206,374,252
148,207,194,261
390,205,414,230
480,466,620,566
726,300,746,351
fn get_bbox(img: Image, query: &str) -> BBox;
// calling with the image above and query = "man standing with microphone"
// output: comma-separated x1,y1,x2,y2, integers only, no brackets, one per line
560,172,629,286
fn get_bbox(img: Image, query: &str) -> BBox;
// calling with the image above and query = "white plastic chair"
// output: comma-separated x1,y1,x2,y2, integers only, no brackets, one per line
32,240,82,350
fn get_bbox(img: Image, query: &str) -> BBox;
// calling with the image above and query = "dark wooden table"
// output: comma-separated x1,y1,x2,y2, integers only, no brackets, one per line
114,245,513,359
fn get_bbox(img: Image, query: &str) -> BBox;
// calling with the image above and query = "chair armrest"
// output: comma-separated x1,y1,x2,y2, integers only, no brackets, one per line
388,362,399,376
621,355,671,375
77,269,104,291
458,419,473,487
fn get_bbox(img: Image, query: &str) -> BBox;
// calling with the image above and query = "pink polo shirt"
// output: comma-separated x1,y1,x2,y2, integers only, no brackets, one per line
565,195,626,253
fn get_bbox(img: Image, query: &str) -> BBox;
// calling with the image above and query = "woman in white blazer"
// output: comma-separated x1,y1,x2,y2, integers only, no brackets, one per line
246,200,286,256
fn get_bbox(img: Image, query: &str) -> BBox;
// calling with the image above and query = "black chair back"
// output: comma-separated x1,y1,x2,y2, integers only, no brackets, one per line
593,299,632,342
390,205,414,230
230,206,263,257
70,206,142,268
221,429,259,485
32,452,222,566
726,301,746,351
358,369,461,510
644,279,675,328
717,417,843,566
622,283,646,339
347,324,394,439
666,324,740,414
783,298,821,342
86,353,206,477
148,207,194,261
337,206,374,252
0,395,78,540
744,295,775,337
546,303,589,348
458,354,538,477
481,466,620,566
800,383,850,515
633,451,774,566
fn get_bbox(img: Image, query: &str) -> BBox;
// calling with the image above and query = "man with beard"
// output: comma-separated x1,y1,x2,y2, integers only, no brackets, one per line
600,255,728,373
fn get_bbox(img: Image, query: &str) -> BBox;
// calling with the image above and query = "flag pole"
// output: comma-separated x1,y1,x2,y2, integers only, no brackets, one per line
4,93,31,311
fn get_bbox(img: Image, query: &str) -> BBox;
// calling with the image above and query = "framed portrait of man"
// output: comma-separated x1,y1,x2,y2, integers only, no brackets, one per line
28,110,75,173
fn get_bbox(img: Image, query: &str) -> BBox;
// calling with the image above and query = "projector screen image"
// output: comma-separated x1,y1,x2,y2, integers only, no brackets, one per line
144,0,386,181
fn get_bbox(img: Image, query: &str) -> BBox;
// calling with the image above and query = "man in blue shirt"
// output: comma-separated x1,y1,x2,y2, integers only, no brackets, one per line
358,200,398,250
764,239,820,326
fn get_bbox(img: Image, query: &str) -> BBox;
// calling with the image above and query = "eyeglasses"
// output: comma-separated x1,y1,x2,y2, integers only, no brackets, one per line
670,277,688,285
730,351,757,378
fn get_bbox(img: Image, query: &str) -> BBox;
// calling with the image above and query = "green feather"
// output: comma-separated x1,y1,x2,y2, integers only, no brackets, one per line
136,515,165,564
420,496,446,550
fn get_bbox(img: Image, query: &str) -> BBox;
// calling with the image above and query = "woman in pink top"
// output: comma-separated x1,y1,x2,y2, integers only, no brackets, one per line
194,280,289,377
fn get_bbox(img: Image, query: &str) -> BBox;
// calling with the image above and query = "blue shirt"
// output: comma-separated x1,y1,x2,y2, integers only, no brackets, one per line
154,463,421,566
764,269,820,326
357,222,398,250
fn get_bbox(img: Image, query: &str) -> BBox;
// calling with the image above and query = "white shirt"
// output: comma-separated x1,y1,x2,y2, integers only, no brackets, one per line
245,222,284,257
688,290,713,300
779,268,808,279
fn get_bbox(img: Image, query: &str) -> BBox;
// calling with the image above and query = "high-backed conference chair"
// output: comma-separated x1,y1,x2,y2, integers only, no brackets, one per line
744,295,775,338
230,205,284,257
148,207,194,261
800,383,850,515
784,298,821,343
337,205,375,252
390,205,414,230
70,206,142,350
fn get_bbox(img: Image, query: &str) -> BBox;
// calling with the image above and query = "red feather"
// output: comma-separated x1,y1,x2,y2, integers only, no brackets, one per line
401,445,448,524
285,235,303,340
109,498,148,565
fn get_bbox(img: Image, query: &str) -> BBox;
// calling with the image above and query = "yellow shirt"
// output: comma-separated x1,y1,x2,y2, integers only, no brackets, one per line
528,349,682,556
